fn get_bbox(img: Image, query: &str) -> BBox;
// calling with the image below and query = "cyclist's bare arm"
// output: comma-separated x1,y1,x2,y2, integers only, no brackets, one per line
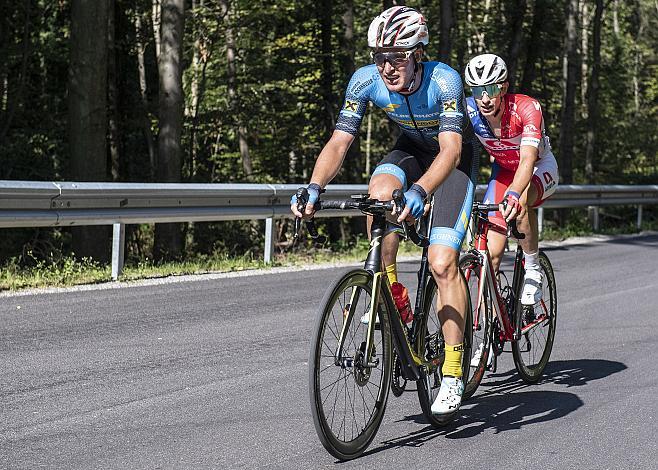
309,130,354,188
397,131,462,222
291,130,354,218
500,144,538,220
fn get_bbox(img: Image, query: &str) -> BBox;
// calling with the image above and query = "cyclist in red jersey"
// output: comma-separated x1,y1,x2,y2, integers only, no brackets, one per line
464,54,558,316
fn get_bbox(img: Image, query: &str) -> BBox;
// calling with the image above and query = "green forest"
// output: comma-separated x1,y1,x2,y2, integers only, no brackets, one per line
0,0,656,268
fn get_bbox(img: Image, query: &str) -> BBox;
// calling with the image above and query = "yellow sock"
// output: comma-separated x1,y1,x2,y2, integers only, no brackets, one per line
385,263,398,285
442,343,464,378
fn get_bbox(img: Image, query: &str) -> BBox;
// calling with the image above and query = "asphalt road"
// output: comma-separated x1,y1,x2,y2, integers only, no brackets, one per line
2,234,658,469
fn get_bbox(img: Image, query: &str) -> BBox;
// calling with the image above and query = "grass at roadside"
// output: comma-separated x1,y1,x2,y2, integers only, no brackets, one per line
1,222,655,291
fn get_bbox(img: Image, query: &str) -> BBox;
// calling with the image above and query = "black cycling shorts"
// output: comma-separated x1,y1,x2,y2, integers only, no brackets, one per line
372,134,480,251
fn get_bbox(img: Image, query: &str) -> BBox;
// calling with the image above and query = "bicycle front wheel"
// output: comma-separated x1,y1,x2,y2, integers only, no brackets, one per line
512,252,557,383
459,252,493,400
309,269,392,460
416,273,473,427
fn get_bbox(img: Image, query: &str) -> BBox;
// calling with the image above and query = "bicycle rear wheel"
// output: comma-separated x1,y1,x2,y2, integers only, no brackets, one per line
416,274,473,427
459,252,493,399
512,252,557,383
309,269,392,460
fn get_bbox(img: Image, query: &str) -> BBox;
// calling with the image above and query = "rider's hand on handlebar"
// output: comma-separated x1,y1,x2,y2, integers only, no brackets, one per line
500,191,523,222
290,183,322,219
396,183,427,222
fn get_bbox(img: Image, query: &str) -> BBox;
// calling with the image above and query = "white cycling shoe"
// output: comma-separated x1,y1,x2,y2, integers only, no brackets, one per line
470,342,494,368
360,311,380,325
521,269,543,306
431,376,464,416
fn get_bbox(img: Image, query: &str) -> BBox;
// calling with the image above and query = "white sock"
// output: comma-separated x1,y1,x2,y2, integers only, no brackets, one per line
524,251,540,272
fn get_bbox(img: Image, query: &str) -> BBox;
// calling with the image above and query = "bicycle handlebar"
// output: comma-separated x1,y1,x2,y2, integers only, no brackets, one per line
473,202,526,240
293,188,429,248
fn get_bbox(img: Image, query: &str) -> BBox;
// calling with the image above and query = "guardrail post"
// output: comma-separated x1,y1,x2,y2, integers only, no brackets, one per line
637,205,643,230
538,207,544,237
112,223,125,280
264,218,275,264
588,206,600,231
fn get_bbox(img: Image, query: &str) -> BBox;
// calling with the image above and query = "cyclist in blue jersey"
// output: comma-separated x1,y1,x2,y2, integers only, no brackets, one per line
291,6,478,417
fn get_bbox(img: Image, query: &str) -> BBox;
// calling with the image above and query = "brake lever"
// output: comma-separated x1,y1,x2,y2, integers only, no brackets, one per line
305,219,327,244
293,187,328,244
293,187,308,241
391,189,411,240
501,200,526,240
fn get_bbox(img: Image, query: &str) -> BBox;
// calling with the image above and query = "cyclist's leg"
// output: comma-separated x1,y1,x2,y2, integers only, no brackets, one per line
516,151,559,254
368,145,424,274
426,145,476,416
362,147,424,324
517,152,559,305
482,162,513,272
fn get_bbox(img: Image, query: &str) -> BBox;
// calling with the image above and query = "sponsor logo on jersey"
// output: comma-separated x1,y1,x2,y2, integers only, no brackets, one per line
351,78,373,95
437,78,449,92
484,139,520,151
343,100,359,112
443,99,457,112
524,124,539,133
395,119,439,128
533,101,541,111
382,103,401,113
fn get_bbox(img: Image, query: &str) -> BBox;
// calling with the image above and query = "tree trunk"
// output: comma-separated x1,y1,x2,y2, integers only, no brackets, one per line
107,0,121,182
585,0,603,183
186,0,208,180
135,12,157,180
438,0,454,64
319,0,335,139
519,0,547,94
580,2,590,118
69,0,110,262
340,0,362,182
153,0,184,261
221,0,252,178
0,1,31,144
152,0,161,59
557,0,578,185
505,0,527,92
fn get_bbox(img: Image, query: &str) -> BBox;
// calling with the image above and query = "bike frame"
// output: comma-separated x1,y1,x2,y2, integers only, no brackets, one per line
469,210,525,344
334,209,432,382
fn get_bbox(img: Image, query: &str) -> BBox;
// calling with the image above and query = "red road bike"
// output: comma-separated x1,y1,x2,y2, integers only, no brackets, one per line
460,201,557,393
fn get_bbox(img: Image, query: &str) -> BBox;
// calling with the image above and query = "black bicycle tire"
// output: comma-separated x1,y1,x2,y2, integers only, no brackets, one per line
308,268,392,460
512,251,557,383
416,272,473,427
459,252,493,400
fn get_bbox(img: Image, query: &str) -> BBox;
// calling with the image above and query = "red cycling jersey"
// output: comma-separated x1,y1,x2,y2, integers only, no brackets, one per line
466,93,552,171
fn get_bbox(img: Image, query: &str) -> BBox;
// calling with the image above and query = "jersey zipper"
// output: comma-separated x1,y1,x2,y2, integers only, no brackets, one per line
404,95,428,146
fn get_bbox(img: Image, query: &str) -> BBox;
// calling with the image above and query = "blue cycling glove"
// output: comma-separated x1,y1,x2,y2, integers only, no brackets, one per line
290,183,322,208
404,184,427,219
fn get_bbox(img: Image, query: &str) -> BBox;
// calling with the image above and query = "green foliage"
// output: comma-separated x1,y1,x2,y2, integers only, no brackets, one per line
0,0,656,275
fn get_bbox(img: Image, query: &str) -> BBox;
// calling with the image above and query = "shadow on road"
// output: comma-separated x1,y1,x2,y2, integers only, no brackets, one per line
359,359,625,457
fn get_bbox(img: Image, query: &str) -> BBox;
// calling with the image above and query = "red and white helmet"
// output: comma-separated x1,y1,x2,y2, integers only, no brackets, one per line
367,6,429,49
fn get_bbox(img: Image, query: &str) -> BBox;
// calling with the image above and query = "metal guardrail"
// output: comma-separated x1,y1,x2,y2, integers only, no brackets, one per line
0,181,656,279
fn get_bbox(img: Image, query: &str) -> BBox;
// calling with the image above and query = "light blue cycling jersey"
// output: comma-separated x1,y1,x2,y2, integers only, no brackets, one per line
335,62,472,158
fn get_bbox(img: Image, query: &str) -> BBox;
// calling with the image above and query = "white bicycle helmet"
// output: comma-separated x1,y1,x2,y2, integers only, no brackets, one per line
464,54,508,86
367,6,429,49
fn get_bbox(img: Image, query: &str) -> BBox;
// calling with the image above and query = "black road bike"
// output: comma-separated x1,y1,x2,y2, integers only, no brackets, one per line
295,189,480,460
